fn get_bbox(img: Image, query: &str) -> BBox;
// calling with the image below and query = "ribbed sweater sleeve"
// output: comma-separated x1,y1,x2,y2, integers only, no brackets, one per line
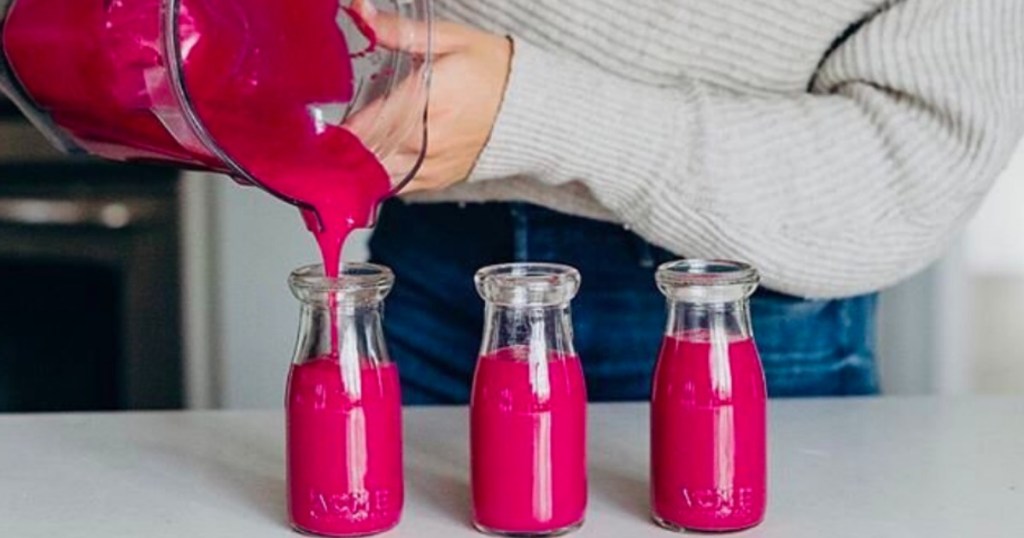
455,0,1024,298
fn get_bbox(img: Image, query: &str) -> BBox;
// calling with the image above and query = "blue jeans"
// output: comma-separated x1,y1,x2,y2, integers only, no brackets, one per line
369,199,880,405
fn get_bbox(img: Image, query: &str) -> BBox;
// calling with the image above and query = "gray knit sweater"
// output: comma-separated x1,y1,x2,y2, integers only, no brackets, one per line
408,0,1024,298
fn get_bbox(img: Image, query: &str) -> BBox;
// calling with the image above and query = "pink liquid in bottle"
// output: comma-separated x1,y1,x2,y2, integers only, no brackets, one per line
471,348,588,535
287,358,403,536
651,333,767,532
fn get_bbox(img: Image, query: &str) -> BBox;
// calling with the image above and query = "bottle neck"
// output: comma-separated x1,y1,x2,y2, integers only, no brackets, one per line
666,299,753,342
293,301,390,367
480,303,576,359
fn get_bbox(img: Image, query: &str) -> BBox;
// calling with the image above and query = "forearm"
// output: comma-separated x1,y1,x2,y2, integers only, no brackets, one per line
470,1,1024,298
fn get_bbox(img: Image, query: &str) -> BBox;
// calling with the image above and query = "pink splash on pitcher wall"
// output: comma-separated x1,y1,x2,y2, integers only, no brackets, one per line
2,0,391,275
471,348,588,535
287,358,404,536
651,333,767,532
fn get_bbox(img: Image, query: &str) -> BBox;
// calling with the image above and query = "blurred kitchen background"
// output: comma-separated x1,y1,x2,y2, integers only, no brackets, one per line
2,93,1023,412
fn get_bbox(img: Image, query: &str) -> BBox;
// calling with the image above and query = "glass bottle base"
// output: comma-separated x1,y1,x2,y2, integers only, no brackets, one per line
473,520,583,537
652,513,762,534
291,521,399,538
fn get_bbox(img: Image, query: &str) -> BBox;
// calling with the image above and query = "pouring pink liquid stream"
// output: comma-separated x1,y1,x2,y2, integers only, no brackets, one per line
177,0,392,277
471,348,588,534
5,3,402,536
651,334,767,532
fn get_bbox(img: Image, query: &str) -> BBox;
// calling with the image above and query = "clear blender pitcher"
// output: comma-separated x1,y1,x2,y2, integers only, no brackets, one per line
0,0,432,221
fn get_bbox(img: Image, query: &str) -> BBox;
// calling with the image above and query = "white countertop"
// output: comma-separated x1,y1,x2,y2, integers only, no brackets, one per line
1,398,1022,537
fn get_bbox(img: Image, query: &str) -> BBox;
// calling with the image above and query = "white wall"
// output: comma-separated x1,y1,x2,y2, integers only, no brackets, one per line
965,140,1024,394
878,140,1024,396
180,175,217,409
967,141,1024,276
877,244,972,396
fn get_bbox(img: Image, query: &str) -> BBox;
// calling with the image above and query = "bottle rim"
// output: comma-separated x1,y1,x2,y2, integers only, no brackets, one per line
289,263,394,294
475,263,581,307
656,259,760,289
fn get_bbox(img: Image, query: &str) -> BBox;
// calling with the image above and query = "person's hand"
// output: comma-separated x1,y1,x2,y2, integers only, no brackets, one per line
349,7,512,194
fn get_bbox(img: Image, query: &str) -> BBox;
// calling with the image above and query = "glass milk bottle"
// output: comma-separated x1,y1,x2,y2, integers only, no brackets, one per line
285,264,403,537
471,263,588,536
651,260,767,532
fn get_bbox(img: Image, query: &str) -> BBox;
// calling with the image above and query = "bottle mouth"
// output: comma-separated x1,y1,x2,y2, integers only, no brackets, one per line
656,260,760,302
475,263,581,307
289,263,394,298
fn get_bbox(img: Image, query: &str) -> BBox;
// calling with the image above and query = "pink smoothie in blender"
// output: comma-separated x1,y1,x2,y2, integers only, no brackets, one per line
1,0,431,274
